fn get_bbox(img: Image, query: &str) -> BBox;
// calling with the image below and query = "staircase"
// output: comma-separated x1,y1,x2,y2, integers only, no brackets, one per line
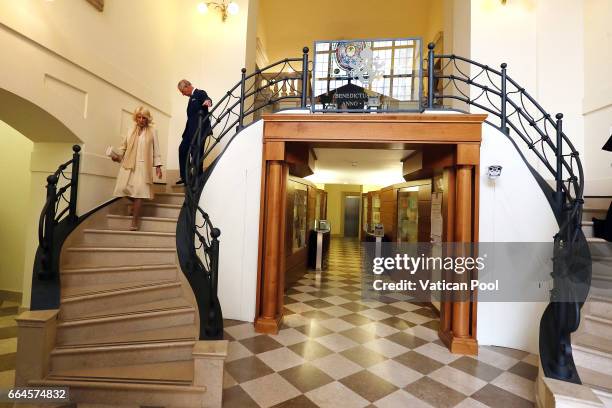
575,196,612,407
20,183,226,407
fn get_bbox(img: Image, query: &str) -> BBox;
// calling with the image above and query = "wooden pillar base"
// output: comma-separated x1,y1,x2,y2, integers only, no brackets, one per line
439,329,478,355
255,315,283,334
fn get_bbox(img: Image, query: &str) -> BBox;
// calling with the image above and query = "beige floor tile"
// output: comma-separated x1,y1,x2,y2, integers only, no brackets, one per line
284,302,315,314
414,342,461,365
314,333,358,352
475,347,519,370
490,371,535,402
453,397,492,408
270,328,309,346
223,371,237,389
321,296,351,306
397,311,434,325
240,373,301,408
226,340,253,362
317,318,355,332
363,338,409,358
257,347,305,372
283,314,309,328
358,308,392,321
368,359,423,388
305,381,369,408
522,353,539,366
320,305,352,317
428,365,488,396
406,325,440,342
289,293,318,302
224,323,259,341
374,389,435,408
361,322,400,337
311,353,363,380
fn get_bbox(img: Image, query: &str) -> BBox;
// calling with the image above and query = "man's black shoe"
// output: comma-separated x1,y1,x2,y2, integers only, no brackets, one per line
176,179,185,185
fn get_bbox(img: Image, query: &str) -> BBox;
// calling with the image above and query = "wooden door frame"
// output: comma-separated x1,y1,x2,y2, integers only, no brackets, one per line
254,114,485,356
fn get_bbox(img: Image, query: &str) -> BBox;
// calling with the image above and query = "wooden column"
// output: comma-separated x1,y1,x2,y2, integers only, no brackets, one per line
439,143,479,355
255,142,288,334
452,165,473,340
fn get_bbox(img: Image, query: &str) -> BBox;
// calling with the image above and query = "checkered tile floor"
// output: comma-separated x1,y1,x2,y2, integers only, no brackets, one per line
222,239,538,407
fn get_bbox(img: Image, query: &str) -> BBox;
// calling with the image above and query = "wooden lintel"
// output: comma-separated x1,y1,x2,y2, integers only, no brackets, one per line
264,141,285,161
456,144,480,165
263,114,487,144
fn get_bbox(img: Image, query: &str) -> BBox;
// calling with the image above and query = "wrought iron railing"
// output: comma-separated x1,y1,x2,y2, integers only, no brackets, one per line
425,43,588,384
32,145,81,309
176,47,311,340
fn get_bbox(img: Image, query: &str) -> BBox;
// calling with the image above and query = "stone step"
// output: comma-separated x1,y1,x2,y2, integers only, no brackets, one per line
112,202,182,219
586,295,612,320
30,377,206,407
57,304,195,345
59,281,183,320
106,214,177,233
62,247,176,268
80,229,175,248
50,340,195,371
153,192,185,206
61,264,178,287
58,323,197,347
582,315,612,344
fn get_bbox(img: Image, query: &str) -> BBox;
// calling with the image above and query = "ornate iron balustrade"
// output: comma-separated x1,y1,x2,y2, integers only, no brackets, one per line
176,47,311,340
425,43,588,384
32,145,81,309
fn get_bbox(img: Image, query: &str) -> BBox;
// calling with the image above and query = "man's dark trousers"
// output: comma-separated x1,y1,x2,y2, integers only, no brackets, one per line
180,88,212,182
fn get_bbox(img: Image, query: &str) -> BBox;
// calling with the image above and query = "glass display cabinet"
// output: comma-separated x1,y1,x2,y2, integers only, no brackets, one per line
397,186,419,243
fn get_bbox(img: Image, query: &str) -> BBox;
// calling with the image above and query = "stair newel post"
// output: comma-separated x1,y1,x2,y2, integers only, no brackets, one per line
42,174,59,278
554,113,565,215
238,68,247,129
69,145,81,221
500,63,508,133
210,228,221,296
427,42,435,109
301,46,310,108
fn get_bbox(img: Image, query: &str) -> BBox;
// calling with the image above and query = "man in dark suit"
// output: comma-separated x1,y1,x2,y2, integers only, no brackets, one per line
176,79,213,185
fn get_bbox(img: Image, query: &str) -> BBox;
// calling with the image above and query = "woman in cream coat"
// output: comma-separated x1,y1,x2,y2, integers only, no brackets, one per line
112,106,163,230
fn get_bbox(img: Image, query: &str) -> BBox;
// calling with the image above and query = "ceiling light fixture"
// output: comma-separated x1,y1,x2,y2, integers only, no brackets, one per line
501,0,507,4
197,1,239,22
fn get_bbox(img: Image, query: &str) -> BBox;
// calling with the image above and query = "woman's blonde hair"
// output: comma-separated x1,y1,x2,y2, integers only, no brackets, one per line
132,106,154,126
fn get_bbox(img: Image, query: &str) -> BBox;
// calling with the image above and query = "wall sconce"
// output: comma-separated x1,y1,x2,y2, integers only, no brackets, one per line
488,165,503,179
197,1,239,22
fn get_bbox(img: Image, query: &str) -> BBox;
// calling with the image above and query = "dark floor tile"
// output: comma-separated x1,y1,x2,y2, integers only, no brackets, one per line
378,316,416,331
375,305,407,316
304,299,335,309
223,385,260,408
340,313,372,326
449,356,504,382
283,296,299,305
342,293,363,301
422,319,441,331
412,307,439,319
385,332,428,349
224,356,274,383
271,395,320,408
309,290,334,298
508,361,539,381
295,323,333,338
283,307,296,316
239,335,283,354
300,310,334,320
288,340,334,361
404,377,467,408
278,363,334,392
223,319,247,328
341,302,370,312
338,327,378,344
341,346,388,368
339,370,398,402
471,384,534,408
342,286,362,293
395,351,444,375
223,331,235,341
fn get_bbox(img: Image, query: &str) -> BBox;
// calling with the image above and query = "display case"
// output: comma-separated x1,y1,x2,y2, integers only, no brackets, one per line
397,186,419,243
292,187,308,253
371,192,381,226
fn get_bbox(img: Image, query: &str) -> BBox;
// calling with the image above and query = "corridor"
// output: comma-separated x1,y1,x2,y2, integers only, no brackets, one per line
222,239,538,407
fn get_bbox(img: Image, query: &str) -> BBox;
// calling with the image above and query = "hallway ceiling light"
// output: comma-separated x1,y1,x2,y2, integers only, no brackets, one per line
501,0,507,4
197,1,239,22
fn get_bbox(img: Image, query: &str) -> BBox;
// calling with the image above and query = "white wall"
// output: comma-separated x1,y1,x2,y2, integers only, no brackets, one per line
200,121,264,322
478,123,558,353
583,0,612,195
